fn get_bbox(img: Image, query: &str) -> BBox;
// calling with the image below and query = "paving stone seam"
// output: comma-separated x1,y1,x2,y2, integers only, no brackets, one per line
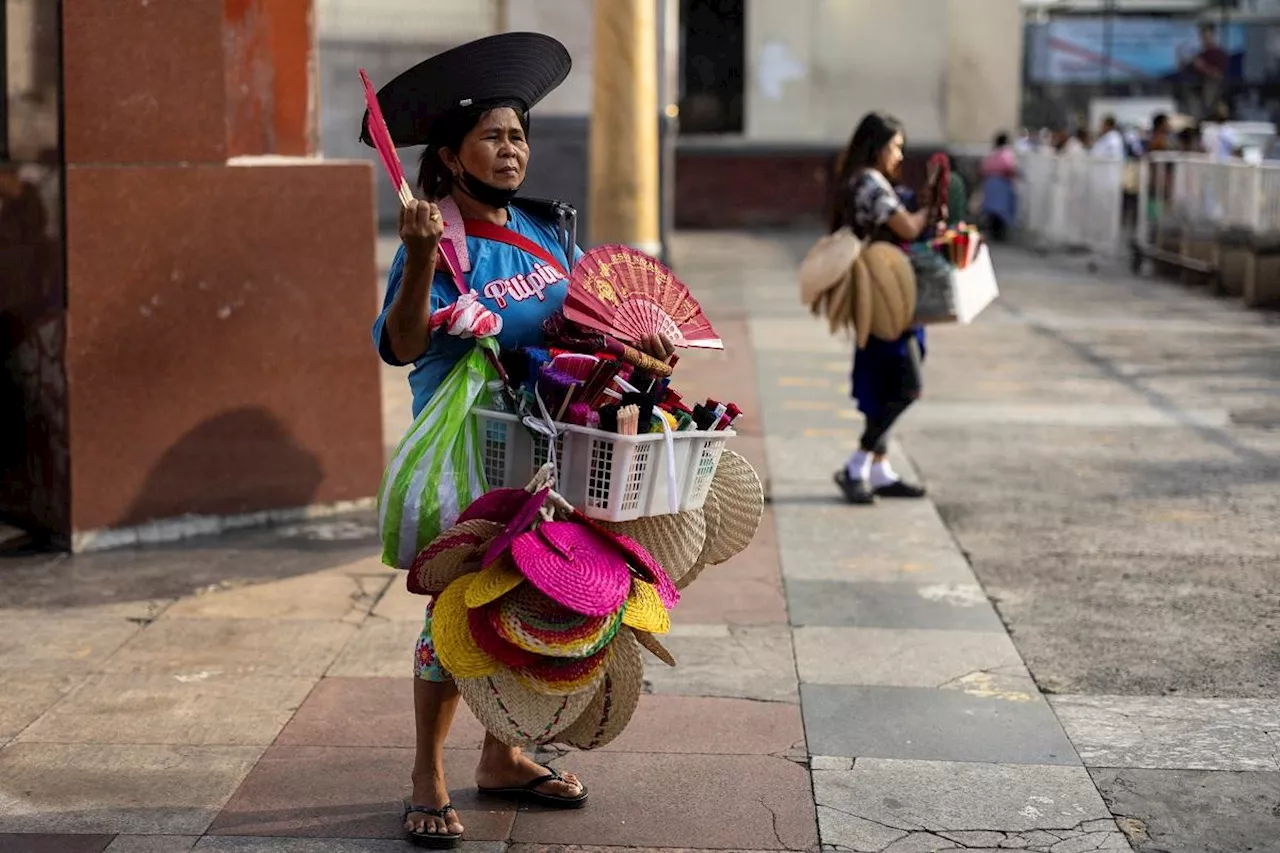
746,262,1121,850
745,317,840,853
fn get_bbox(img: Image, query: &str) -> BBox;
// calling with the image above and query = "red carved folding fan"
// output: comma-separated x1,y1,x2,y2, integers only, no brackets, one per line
565,245,723,350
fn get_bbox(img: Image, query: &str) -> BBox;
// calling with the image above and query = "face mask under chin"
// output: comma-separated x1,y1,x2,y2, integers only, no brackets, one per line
457,169,521,208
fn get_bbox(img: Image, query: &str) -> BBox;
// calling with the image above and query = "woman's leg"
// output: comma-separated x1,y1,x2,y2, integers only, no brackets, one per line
406,603,465,839
475,734,584,797
407,678,465,837
868,337,926,497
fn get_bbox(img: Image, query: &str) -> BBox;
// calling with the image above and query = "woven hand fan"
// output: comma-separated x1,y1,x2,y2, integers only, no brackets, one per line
566,245,723,350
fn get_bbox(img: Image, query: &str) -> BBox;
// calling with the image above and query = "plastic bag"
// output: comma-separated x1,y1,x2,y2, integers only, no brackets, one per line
377,338,500,569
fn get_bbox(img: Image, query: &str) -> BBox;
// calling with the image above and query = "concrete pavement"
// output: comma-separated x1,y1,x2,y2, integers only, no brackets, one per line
0,232,1276,852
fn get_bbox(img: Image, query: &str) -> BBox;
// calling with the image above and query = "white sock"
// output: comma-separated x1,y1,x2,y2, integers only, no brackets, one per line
845,450,872,482
870,459,900,489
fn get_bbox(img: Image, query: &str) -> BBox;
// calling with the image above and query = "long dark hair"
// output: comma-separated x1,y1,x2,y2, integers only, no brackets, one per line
828,111,904,233
417,101,530,199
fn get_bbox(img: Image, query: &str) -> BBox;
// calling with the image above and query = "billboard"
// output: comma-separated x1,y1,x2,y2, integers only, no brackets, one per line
1027,18,1246,84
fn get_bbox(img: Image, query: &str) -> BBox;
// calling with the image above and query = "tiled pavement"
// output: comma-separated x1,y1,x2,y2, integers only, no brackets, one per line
5,232,1264,851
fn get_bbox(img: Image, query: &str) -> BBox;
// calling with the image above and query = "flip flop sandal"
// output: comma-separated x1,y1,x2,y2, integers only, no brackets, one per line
477,768,589,808
403,799,462,849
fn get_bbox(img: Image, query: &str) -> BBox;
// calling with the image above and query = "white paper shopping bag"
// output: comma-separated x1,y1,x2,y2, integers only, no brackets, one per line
952,245,999,324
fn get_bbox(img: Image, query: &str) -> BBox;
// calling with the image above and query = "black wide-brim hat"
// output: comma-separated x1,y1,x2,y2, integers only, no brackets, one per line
360,32,572,149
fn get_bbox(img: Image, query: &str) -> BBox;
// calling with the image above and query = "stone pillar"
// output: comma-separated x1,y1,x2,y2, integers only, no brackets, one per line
588,0,660,253
53,0,383,550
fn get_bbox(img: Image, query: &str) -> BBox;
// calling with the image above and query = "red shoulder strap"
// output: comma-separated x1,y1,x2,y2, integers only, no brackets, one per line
464,219,568,278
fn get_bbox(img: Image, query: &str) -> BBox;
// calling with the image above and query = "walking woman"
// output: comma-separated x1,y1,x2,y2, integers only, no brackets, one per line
829,112,941,505
366,34,673,847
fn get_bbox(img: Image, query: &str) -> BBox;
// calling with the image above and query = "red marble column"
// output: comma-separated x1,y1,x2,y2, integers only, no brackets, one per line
57,0,382,547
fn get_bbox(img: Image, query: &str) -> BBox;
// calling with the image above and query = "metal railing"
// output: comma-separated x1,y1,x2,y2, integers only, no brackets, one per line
1021,150,1280,270
1017,152,1127,256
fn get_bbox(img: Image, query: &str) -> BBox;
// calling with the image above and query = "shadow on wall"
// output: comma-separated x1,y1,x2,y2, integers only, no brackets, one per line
117,407,325,529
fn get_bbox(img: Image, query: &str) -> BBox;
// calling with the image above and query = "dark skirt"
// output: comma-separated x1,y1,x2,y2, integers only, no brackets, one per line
851,327,926,419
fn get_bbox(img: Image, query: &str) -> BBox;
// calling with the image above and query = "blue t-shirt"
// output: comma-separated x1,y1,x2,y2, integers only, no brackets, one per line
373,205,583,417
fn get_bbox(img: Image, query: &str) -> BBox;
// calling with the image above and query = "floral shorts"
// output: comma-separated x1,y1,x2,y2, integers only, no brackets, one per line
413,598,453,683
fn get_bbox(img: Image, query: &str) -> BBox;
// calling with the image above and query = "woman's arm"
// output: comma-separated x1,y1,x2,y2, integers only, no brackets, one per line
885,206,939,242
383,199,445,365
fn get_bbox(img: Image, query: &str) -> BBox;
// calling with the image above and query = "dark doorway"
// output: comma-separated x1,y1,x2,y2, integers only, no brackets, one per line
678,0,745,134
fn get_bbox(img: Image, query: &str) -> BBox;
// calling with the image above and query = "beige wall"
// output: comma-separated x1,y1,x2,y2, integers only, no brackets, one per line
316,0,498,43
746,0,1022,147
947,0,1023,145
504,0,595,117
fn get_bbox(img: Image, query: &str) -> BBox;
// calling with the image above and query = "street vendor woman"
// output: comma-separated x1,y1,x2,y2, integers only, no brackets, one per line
366,33,673,848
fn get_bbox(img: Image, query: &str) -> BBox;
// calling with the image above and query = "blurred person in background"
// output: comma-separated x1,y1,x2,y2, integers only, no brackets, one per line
1180,22,1230,119
979,132,1018,242
1144,114,1176,227
1203,100,1243,160
1091,115,1126,159
1062,128,1089,157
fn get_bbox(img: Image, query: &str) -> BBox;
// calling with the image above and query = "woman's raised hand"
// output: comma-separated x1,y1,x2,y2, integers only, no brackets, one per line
400,198,444,259
639,333,676,362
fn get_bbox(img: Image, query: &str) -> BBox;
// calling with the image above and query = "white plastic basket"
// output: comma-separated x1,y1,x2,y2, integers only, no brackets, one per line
474,407,733,522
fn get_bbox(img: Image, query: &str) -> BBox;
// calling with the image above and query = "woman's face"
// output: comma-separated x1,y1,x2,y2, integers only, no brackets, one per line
452,107,529,188
876,132,905,179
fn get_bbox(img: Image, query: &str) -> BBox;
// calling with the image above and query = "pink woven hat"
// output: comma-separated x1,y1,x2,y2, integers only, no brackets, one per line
459,487,536,525
570,511,679,610
510,521,631,617
480,487,551,568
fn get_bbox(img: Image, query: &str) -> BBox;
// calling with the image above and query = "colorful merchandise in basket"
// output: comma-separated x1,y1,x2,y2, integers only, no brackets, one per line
468,246,744,523
414,460,763,748
928,224,984,270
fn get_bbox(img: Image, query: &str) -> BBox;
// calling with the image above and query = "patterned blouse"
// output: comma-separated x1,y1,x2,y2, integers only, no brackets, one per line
845,169,903,242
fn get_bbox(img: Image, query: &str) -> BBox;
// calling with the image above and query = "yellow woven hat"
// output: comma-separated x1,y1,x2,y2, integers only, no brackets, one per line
621,578,671,634
432,574,499,679
464,554,526,608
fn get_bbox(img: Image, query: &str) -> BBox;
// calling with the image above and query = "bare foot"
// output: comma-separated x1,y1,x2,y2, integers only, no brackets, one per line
475,746,584,799
406,771,464,839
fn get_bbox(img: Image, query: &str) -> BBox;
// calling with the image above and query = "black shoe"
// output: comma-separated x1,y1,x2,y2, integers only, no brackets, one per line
873,479,927,499
834,469,876,505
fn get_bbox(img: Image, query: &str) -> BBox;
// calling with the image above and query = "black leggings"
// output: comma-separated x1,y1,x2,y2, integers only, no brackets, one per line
858,336,923,455
860,397,915,455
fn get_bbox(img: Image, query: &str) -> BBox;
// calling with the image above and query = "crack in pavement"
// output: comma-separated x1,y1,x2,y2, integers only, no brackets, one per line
816,804,1132,853
758,795,799,850
816,801,922,833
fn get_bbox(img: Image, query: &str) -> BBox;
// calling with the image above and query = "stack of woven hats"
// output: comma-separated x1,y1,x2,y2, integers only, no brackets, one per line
410,450,763,748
